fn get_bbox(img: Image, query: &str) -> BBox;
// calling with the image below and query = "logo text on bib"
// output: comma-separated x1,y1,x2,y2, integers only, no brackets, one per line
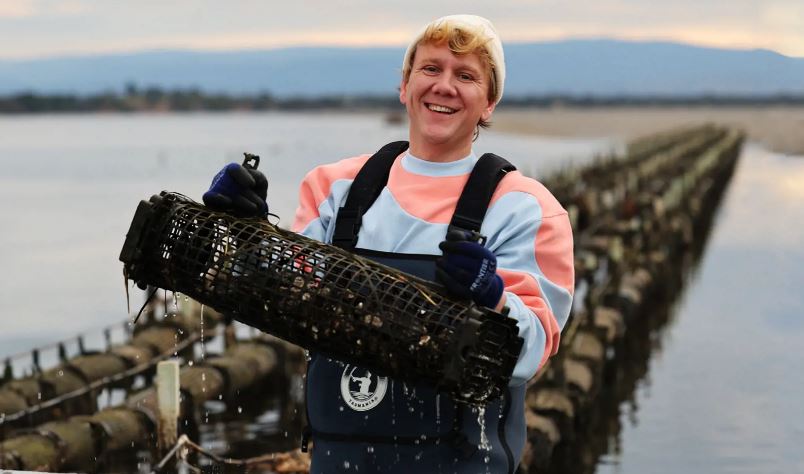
340,365,388,411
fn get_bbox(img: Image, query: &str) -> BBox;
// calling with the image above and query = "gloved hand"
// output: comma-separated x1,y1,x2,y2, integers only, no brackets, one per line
203,163,268,217
436,229,504,308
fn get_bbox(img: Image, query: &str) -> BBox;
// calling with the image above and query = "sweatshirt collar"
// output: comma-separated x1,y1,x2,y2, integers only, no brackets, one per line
401,150,478,177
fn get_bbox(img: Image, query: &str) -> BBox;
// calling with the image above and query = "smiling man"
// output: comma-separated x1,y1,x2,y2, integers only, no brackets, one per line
204,13,575,474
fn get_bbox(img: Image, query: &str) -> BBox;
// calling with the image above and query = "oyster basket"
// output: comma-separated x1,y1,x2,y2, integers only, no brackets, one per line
119,192,523,404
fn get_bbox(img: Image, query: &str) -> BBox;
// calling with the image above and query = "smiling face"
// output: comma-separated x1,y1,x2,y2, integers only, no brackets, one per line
399,42,496,162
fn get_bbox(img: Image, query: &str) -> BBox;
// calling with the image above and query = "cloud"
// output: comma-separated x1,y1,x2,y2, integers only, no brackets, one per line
0,0,36,18
0,0,803,59
0,0,88,18
761,2,804,55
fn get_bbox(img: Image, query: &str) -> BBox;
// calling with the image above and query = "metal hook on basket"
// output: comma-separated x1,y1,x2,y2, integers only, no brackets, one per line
242,153,260,170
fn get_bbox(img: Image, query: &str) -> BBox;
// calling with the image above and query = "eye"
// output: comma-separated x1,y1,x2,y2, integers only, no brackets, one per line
421,65,439,75
458,72,475,82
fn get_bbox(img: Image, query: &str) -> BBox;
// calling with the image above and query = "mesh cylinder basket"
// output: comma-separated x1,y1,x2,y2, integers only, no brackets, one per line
119,192,523,404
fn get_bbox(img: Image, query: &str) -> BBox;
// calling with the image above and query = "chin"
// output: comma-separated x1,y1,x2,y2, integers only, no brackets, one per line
430,130,472,145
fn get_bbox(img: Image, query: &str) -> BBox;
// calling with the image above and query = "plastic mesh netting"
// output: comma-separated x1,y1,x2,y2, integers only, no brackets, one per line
120,192,523,404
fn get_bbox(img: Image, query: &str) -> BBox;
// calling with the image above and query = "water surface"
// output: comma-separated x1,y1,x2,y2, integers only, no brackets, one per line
0,112,614,350
594,144,804,474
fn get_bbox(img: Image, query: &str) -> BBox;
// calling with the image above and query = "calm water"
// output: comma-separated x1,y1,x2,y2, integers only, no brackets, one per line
1,113,801,473
594,143,804,474
0,112,614,349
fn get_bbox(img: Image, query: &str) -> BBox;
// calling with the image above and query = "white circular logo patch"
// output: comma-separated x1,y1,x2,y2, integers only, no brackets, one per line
340,365,388,411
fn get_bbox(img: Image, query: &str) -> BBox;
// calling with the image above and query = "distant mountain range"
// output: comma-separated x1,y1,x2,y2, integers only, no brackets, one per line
1,39,803,97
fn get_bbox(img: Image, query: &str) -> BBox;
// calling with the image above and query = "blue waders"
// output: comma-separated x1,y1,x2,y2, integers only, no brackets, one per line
302,142,525,473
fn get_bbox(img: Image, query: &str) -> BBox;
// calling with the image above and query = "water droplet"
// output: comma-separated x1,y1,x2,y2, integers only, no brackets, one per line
237,406,243,413
188,360,194,366
58,370,64,377
339,406,344,411
343,461,351,469
477,406,491,451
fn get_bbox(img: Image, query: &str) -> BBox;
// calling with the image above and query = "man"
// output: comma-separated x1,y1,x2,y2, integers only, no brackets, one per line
205,14,574,474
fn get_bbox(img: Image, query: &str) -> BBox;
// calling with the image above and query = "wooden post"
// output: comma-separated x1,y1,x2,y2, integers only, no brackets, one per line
156,360,180,457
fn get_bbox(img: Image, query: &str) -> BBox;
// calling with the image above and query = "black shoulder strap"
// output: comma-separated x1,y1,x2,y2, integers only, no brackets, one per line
332,141,409,249
449,153,516,235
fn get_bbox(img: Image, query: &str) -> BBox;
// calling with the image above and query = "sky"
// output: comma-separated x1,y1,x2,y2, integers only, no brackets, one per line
1,0,803,60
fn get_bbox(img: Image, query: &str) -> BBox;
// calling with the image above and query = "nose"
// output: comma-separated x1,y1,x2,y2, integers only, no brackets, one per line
431,71,458,96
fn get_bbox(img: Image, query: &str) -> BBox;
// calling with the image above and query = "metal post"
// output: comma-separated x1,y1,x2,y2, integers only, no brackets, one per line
156,360,180,459
31,349,41,374
3,358,12,385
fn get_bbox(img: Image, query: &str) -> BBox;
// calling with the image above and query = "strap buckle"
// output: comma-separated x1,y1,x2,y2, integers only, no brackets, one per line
447,221,487,246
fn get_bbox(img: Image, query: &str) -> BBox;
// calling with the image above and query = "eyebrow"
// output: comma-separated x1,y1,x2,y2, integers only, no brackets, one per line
417,56,484,77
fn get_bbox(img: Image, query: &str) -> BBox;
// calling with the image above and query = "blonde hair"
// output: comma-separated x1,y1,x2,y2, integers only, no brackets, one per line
402,19,498,103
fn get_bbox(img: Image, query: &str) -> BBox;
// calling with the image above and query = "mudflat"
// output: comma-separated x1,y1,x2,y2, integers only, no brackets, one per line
491,106,804,155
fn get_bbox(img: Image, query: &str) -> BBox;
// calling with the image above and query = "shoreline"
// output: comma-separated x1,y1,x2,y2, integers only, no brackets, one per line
2,105,802,156
490,106,804,156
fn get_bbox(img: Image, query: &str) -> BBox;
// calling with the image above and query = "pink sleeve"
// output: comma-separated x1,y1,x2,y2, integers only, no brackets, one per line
491,172,575,369
291,154,371,233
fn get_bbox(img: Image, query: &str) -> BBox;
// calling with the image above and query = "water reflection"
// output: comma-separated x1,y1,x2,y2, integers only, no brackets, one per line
550,144,804,474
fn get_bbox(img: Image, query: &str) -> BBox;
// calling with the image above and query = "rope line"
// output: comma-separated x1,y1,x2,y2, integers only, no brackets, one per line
153,434,311,473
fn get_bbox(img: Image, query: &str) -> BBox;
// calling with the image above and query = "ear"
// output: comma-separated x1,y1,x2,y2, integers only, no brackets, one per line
481,99,496,122
399,79,408,105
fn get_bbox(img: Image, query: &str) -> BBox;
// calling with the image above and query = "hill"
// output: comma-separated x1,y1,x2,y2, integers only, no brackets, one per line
1,39,803,97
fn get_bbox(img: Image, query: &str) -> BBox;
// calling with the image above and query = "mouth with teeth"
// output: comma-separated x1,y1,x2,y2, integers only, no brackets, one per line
426,103,458,114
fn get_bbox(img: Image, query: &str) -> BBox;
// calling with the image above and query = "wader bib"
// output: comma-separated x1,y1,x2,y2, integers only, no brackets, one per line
303,142,525,474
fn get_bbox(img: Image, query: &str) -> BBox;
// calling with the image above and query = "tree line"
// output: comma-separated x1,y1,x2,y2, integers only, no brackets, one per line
2,86,803,113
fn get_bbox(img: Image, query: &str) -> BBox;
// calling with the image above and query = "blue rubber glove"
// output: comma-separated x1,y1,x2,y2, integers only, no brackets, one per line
203,163,269,217
436,229,504,308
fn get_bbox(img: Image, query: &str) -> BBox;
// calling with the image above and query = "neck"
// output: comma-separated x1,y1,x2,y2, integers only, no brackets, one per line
408,138,473,163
